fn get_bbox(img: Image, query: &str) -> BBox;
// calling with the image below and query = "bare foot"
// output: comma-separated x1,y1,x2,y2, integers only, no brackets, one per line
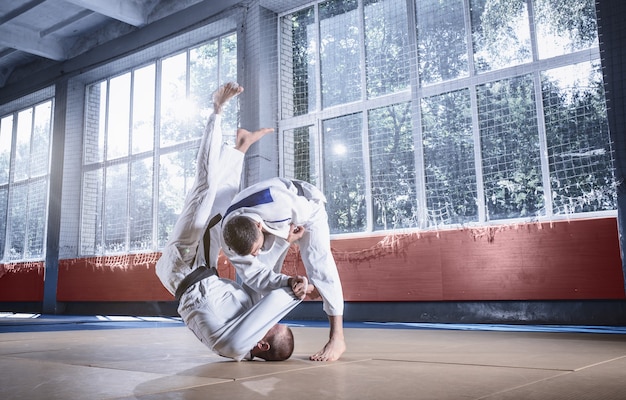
309,337,346,361
213,82,244,114
235,127,274,153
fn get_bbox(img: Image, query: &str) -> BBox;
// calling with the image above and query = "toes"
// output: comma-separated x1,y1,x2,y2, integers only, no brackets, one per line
309,353,326,361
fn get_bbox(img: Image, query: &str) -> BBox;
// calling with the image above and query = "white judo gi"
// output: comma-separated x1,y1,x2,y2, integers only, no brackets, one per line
155,113,300,361
221,177,344,317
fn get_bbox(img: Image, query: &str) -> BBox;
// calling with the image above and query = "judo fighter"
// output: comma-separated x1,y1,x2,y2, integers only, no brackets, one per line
156,82,312,361
222,178,346,361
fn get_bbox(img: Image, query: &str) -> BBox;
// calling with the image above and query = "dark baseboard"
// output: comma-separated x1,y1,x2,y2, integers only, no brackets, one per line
287,300,626,326
2,300,625,326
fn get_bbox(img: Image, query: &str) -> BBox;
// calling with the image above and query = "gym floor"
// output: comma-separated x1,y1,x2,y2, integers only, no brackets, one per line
1,314,625,399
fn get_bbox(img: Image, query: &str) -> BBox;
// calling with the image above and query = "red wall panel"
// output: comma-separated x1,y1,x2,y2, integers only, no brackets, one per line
56,253,238,301
0,262,44,301
439,218,625,300
2,218,625,303
57,254,170,301
287,217,625,301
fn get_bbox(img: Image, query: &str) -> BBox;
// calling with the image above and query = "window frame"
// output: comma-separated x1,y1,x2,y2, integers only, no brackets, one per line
277,0,614,236
79,32,239,256
0,99,54,262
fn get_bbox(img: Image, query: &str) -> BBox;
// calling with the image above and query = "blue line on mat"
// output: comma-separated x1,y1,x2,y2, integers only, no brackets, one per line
1,314,625,334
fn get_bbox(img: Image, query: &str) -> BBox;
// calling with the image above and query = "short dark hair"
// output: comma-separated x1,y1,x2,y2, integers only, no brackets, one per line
223,215,260,255
263,326,295,361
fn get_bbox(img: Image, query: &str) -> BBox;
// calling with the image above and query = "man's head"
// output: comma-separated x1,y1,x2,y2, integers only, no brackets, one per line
250,323,295,361
223,215,264,256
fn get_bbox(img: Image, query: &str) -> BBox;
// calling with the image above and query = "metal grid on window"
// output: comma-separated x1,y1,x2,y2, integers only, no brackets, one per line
322,112,367,233
364,0,411,98
542,61,615,214
279,0,614,235
421,90,477,226
470,0,533,73
416,0,468,85
81,33,238,256
280,7,317,118
319,0,362,108
0,100,53,262
283,125,318,184
368,102,417,230
477,75,544,221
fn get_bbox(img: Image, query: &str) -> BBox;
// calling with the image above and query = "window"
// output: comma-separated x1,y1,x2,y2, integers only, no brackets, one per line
81,33,237,255
279,0,614,234
0,101,53,261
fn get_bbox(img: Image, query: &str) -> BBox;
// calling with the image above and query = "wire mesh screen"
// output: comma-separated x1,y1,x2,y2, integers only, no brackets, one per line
52,0,619,260
542,61,616,214
470,0,533,73
283,125,318,184
279,0,615,234
0,115,11,258
477,75,543,221
421,90,477,226
319,0,361,108
0,101,52,261
81,32,238,255
280,7,317,118
323,113,367,233
364,0,411,97
0,0,618,262
416,0,468,85
368,103,417,230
